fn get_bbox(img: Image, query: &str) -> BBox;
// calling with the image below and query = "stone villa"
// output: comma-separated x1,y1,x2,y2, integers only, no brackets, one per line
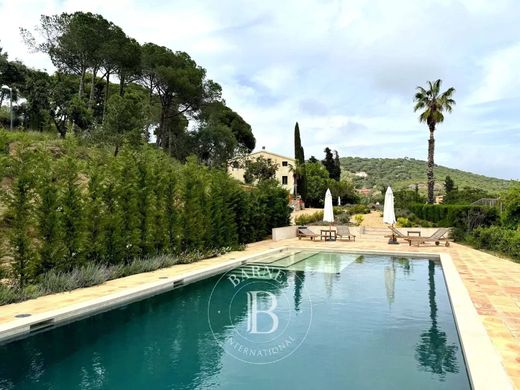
227,148,296,194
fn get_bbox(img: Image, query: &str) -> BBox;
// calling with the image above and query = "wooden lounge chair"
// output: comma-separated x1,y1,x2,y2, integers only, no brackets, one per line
386,226,409,240
337,225,356,241
297,227,319,240
404,228,451,247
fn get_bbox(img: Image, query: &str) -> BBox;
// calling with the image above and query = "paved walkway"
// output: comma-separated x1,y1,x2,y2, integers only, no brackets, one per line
1,234,519,388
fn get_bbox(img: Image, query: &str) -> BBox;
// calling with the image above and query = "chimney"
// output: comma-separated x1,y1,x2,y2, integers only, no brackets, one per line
262,146,266,150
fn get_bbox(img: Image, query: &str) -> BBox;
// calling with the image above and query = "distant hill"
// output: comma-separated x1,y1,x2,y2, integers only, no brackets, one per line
340,157,513,195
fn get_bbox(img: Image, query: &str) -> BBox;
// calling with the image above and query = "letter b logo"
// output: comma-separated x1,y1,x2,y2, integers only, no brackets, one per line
246,291,279,334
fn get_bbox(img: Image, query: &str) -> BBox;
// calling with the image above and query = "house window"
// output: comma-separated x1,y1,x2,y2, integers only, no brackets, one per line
282,161,288,166
282,176,288,185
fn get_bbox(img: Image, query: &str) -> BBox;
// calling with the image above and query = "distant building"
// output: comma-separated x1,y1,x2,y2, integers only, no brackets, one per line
227,149,296,194
357,188,371,197
354,171,368,178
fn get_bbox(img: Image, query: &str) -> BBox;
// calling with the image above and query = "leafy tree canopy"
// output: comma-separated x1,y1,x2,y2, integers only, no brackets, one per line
243,156,278,184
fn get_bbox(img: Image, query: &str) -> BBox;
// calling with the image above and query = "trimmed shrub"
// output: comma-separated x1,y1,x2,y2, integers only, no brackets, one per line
467,226,520,261
397,217,412,228
1,141,292,291
347,204,370,215
353,214,364,226
408,204,499,231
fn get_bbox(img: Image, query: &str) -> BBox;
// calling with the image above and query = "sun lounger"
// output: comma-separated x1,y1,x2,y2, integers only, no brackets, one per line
336,225,356,241
297,227,319,240
404,228,451,247
386,226,409,240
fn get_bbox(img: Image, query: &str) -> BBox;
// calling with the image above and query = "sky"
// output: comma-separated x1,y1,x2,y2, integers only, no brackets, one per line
1,0,519,180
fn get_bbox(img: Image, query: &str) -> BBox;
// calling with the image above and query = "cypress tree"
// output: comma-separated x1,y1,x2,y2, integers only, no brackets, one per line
229,183,251,244
136,152,155,256
164,164,180,252
209,178,225,248
332,150,341,181
84,168,106,263
36,161,65,273
59,157,85,270
220,177,239,247
322,147,336,180
150,154,170,253
118,152,141,262
444,175,455,193
294,122,307,200
6,152,37,287
102,179,123,264
181,158,208,251
294,122,304,164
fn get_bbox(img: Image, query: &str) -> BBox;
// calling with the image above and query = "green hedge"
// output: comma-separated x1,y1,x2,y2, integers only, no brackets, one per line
466,226,520,261
1,142,291,287
408,204,499,229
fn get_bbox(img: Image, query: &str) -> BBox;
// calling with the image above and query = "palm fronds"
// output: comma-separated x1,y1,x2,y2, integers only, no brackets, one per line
414,79,456,125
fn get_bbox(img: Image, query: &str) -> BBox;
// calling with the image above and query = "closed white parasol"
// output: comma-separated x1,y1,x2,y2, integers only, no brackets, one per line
383,187,396,225
323,188,334,225
384,186,398,244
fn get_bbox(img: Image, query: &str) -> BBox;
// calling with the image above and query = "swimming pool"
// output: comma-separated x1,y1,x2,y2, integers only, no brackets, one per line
0,251,471,389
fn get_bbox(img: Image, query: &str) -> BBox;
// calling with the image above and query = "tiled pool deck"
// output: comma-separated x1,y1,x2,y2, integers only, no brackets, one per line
1,234,519,388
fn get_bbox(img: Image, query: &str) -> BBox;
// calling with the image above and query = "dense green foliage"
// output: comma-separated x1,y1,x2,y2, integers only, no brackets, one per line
466,226,520,261
392,182,520,262
304,162,332,207
321,147,341,181
443,186,491,205
2,11,254,166
304,162,357,207
394,188,426,209
444,175,455,193
452,184,520,262
408,204,499,230
0,133,290,291
340,156,511,194
502,183,520,228
243,156,278,184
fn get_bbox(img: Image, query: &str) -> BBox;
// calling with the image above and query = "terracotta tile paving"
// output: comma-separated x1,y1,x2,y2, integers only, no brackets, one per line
0,234,519,387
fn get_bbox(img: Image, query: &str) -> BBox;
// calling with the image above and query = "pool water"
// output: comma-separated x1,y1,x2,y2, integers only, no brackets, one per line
0,251,471,389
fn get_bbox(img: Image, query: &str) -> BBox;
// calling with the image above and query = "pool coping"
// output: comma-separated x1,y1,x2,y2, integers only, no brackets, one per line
0,248,283,344
0,247,513,389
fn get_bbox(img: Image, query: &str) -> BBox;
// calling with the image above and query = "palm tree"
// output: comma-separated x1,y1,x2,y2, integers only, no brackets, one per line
288,161,306,198
414,80,456,203
415,261,459,377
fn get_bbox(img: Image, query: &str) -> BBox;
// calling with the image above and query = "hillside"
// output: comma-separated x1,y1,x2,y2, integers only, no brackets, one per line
340,156,513,194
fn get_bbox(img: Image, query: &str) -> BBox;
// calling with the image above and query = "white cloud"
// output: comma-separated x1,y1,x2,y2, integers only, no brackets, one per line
469,43,520,104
